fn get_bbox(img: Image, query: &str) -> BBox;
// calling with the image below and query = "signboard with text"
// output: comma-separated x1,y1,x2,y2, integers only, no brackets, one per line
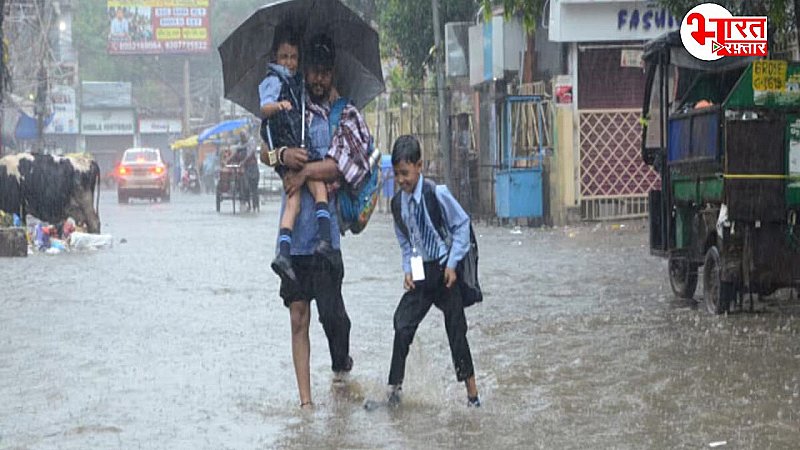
139,118,182,134
82,109,135,135
107,1,211,55
549,1,681,42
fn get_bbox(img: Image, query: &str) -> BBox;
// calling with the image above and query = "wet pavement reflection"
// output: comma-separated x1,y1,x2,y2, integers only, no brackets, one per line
2,193,800,449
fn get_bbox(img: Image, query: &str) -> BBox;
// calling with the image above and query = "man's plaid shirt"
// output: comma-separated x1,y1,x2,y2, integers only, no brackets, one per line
307,98,372,189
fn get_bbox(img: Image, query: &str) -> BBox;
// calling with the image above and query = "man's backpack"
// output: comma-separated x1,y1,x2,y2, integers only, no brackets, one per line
390,179,483,307
329,98,382,235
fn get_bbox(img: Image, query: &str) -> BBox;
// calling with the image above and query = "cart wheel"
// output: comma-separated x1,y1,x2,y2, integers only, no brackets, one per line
703,246,733,314
668,255,698,299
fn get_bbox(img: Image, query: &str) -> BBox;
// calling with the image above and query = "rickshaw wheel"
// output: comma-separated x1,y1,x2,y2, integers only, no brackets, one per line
703,246,733,315
668,254,698,299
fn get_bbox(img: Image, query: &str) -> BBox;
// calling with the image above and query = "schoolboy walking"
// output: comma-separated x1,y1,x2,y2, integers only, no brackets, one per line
386,134,480,407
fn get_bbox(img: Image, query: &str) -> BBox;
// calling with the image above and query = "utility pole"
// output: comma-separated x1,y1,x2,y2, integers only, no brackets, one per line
183,58,191,137
35,61,47,151
794,0,800,59
35,0,50,152
432,0,451,186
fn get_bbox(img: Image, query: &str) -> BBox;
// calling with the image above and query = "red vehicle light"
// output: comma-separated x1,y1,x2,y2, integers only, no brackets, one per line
118,166,128,175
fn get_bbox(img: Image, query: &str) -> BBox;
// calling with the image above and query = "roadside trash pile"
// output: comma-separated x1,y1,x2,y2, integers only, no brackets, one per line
0,210,113,256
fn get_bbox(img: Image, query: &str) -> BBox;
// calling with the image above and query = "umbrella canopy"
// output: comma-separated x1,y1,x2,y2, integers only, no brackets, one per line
170,135,199,150
198,118,249,143
219,0,384,116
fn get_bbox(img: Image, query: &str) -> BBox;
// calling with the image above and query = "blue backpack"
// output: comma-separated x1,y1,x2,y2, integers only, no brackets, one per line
329,98,382,235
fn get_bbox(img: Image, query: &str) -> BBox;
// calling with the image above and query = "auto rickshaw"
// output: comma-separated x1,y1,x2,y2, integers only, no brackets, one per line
641,31,800,314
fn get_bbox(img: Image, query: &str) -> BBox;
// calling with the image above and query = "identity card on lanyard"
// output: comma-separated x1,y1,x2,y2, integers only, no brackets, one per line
411,249,425,281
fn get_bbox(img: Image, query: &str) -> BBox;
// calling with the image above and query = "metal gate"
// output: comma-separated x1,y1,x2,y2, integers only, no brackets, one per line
578,109,660,220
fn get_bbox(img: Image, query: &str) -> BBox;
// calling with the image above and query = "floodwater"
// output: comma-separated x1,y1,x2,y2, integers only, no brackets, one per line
2,192,800,449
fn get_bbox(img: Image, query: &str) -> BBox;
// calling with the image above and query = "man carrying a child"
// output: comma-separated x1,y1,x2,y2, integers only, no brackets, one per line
260,31,373,409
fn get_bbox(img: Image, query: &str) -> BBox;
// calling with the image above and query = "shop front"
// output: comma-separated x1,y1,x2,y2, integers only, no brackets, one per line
549,0,677,219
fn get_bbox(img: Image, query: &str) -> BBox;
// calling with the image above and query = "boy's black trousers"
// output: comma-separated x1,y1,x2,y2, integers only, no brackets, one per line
388,262,475,386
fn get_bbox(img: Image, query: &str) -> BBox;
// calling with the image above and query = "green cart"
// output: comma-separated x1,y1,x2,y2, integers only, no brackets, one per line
642,31,800,314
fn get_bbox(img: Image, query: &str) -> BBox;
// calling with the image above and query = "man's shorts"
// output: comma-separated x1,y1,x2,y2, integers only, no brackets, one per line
279,252,344,307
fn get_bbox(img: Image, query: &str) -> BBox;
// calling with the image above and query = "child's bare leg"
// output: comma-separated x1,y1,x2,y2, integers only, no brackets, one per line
280,182,301,230
278,174,301,257
308,179,332,246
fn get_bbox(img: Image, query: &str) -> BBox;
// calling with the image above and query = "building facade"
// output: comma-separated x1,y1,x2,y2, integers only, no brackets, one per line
549,0,679,220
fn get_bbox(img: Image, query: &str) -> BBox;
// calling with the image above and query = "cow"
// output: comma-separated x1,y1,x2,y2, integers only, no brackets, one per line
0,153,101,233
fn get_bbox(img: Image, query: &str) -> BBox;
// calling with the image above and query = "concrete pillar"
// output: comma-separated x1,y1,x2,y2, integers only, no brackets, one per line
550,106,577,226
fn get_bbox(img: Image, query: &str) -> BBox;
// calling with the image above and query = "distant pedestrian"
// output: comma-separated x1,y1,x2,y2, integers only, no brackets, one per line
384,134,480,407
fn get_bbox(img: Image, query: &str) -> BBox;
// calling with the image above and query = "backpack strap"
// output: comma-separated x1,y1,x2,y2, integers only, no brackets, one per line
329,97,350,138
421,179,448,241
390,178,448,242
391,192,408,240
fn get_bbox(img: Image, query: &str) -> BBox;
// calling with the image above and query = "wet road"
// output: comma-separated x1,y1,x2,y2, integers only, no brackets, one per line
2,192,800,449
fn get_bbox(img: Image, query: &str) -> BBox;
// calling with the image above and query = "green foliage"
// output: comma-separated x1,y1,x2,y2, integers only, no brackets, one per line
480,0,543,32
376,0,478,87
657,0,794,31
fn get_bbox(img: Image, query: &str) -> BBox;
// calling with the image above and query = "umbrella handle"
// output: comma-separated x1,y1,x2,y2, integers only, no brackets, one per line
301,86,306,148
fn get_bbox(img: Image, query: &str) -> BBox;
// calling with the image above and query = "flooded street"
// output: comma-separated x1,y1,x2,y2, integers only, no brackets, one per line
2,192,800,449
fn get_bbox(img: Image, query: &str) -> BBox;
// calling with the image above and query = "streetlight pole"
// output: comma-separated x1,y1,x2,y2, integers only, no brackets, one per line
35,59,47,151
432,0,451,186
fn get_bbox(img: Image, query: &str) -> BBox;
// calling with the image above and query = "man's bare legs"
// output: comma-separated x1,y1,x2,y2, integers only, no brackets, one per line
465,375,478,397
290,300,312,408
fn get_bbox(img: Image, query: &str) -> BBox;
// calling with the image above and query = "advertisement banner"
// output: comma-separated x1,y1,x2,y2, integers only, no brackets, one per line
107,1,211,55
45,85,79,135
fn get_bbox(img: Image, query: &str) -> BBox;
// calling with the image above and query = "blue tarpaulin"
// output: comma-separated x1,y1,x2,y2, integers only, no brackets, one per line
198,119,249,143
15,111,53,140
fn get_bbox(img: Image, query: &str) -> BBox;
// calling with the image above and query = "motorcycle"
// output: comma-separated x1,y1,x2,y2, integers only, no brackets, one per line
181,166,201,194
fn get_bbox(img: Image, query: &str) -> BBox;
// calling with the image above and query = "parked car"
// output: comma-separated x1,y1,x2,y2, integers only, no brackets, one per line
258,161,282,196
116,147,171,203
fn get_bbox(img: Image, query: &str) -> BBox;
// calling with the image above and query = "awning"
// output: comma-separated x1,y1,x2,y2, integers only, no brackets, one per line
198,118,249,143
170,135,199,150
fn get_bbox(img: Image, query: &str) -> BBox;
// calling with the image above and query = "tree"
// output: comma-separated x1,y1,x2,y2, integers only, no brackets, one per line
480,0,543,32
377,0,479,86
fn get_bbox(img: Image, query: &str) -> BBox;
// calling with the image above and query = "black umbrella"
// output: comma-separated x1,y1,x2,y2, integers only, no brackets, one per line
219,0,385,116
